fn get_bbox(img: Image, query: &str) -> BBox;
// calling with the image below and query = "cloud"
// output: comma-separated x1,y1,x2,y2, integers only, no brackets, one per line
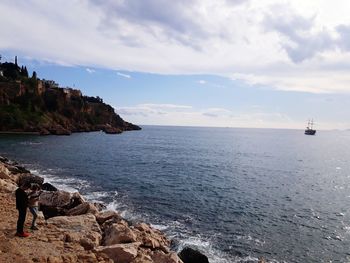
117,103,193,117
2,1,350,93
116,103,301,128
197,80,207,84
263,5,334,63
117,72,131,79
86,68,95,74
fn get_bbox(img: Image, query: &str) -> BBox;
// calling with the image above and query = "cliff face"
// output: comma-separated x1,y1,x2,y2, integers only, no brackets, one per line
0,62,140,135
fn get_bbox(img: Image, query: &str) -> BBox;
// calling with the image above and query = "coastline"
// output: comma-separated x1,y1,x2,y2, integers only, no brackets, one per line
0,156,203,263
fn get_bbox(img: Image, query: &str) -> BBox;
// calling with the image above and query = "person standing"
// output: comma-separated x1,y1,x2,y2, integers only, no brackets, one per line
28,183,41,230
15,182,30,237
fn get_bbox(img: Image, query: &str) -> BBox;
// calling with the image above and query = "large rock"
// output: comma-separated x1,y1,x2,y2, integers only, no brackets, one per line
0,156,9,163
48,214,102,247
178,247,209,263
0,179,17,192
134,223,170,252
0,164,12,180
6,164,30,174
95,242,141,263
18,173,44,186
103,222,138,245
42,182,58,191
152,251,183,263
96,210,121,225
40,190,72,207
66,202,99,216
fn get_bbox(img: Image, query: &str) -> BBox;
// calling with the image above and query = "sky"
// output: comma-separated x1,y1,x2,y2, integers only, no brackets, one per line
1,0,350,129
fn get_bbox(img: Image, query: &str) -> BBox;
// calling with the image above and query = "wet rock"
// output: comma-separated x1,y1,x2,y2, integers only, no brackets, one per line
42,182,58,191
95,242,141,263
93,202,107,211
178,247,209,263
0,156,9,163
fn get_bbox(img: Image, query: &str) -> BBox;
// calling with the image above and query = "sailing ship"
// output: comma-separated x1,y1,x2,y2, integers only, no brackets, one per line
305,119,316,135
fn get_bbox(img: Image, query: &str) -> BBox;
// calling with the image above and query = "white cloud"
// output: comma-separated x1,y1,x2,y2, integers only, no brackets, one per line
117,103,304,128
117,72,131,79
2,1,350,93
86,68,95,74
198,80,207,85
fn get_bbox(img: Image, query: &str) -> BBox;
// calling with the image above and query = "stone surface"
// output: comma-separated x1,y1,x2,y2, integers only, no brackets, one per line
47,214,102,247
178,247,209,263
96,242,141,263
96,210,121,225
39,190,72,207
103,222,138,245
152,251,184,263
18,173,44,186
134,223,170,252
66,202,99,216
0,179,17,192
42,182,58,191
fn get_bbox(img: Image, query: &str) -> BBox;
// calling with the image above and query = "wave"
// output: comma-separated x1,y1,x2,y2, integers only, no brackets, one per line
28,164,282,263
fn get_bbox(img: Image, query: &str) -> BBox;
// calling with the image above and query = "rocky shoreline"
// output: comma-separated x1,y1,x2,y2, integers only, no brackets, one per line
0,156,210,263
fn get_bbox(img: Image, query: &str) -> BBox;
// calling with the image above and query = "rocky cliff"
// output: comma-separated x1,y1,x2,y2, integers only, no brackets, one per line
0,61,141,135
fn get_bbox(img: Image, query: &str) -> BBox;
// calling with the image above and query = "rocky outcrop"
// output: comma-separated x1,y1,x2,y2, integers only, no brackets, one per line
178,247,209,263
48,214,102,247
103,221,138,245
96,242,141,263
0,63,141,135
0,156,193,263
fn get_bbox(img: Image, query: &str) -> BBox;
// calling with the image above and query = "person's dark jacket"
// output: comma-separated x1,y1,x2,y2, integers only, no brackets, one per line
15,188,28,210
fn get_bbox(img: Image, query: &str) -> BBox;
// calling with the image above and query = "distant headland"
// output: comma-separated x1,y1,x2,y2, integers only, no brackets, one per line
0,56,141,135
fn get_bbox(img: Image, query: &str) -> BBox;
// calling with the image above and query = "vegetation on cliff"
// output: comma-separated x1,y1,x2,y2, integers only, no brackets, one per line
0,56,141,135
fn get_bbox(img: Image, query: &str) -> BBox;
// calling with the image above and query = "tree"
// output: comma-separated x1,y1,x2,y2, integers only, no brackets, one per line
23,66,28,78
32,71,37,80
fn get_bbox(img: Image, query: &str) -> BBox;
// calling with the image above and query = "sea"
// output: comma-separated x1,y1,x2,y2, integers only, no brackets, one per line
1,126,350,263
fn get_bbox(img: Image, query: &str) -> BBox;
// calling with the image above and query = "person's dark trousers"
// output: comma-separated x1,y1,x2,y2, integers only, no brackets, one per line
17,208,27,234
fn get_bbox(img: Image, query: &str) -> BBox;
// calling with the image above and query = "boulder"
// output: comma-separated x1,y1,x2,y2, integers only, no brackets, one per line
0,156,9,163
39,190,72,207
66,202,99,216
42,182,58,191
18,174,44,187
152,251,183,263
134,223,170,252
95,242,141,263
178,247,209,263
70,192,86,208
6,165,30,174
103,222,138,245
96,210,121,225
48,214,102,247
0,179,17,192
93,202,107,211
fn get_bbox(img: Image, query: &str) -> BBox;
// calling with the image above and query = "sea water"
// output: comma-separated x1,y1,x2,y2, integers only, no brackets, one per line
1,126,350,262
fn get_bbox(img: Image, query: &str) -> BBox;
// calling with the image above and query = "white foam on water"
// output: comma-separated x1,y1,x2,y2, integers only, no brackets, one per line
30,168,85,193
26,165,278,263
